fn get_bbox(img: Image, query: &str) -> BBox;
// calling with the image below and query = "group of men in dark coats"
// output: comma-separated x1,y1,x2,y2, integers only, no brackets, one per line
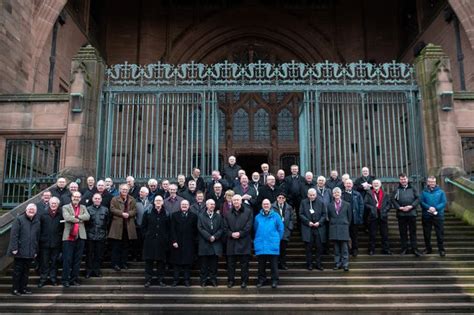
7,159,449,293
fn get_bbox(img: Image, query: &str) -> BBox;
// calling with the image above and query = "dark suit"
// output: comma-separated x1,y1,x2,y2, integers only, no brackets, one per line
364,189,392,253
170,211,198,283
299,198,327,267
198,211,224,284
272,202,295,267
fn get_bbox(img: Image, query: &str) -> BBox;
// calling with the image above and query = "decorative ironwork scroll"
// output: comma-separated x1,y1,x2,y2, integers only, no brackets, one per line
105,61,416,87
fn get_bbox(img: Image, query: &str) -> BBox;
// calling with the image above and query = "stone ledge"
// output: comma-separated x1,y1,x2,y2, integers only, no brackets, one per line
0,93,69,103
454,91,474,100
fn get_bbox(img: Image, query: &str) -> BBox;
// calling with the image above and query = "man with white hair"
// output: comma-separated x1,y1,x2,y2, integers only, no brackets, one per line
222,155,242,188
170,200,198,287
51,177,68,200
81,176,97,196
259,163,272,185
342,179,364,257
327,187,352,271
147,178,160,202
207,170,229,193
60,181,80,206
299,188,327,271
224,194,253,288
8,203,41,295
364,179,392,255
300,172,317,199
355,167,375,198
126,176,140,200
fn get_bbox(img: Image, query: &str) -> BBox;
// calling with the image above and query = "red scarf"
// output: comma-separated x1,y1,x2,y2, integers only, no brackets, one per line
68,204,81,241
372,189,384,213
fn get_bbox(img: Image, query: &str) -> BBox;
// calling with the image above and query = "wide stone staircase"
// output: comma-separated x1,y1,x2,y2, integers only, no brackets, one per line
1,210,474,313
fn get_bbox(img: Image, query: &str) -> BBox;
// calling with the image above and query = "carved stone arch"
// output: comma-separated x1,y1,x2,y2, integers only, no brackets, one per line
169,8,340,63
29,0,68,90
449,0,474,50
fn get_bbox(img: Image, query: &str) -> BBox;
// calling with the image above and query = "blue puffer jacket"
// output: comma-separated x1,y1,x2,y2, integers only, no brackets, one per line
253,209,284,255
421,185,447,219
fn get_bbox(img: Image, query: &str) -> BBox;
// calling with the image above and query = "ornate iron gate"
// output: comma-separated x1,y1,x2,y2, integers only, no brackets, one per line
99,61,424,184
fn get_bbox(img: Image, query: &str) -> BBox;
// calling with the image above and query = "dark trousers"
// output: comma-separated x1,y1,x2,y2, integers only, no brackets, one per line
257,255,279,283
62,239,85,284
145,259,165,282
12,258,32,292
131,228,143,261
279,240,288,266
227,254,249,283
110,238,130,268
39,246,60,282
305,231,322,266
422,216,445,251
200,255,218,283
369,218,390,251
173,264,191,282
334,240,349,268
349,223,359,251
398,216,418,251
86,240,105,275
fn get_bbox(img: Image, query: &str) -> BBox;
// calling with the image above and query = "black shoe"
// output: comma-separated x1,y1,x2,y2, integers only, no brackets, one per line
400,249,407,255
271,281,278,289
184,280,191,287
96,271,103,278
37,282,45,288
343,266,349,272
281,264,288,270
113,265,121,271
439,250,446,257
121,264,129,270
62,282,70,288
51,279,58,286
159,281,166,287
333,265,340,270
382,250,392,255
227,281,234,288
200,282,207,287
368,250,375,256
21,289,32,294
413,249,422,257
172,281,178,287
71,280,81,286
315,264,324,271
85,273,91,279
306,264,313,271
11,290,21,296
256,281,264,288
240,282,247,289
352,249,358,257
211,280,218,287
423,249,432,255
144,281,151,288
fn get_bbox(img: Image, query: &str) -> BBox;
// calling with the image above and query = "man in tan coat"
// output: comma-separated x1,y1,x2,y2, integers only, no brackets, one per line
62,191,90,287
108,184,137,271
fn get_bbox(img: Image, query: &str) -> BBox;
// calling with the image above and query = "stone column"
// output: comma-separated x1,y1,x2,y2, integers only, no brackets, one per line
415,44,465,180
61,45,105,182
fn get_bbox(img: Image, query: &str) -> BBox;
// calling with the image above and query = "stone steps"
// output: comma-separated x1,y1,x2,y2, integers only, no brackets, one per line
1,209,474,313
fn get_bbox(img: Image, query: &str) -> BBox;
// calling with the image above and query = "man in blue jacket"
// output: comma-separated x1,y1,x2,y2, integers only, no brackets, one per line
421,176,447,257
254,199,284,289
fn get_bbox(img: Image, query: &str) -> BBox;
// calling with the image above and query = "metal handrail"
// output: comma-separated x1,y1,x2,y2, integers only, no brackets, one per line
445,177,474,196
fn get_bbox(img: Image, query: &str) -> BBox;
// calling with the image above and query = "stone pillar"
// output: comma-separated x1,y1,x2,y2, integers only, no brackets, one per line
61,45,105,182
415,44,465,181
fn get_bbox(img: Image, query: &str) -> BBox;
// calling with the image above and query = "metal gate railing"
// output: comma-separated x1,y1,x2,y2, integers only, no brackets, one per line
100,61,424,186
300,90,424,184
98,91,219,182
2,140,60,208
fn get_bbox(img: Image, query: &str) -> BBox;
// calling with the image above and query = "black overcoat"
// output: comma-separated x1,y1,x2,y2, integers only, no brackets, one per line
169,211,198,265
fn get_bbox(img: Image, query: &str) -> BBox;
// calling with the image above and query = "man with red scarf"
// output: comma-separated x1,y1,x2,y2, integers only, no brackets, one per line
364,179,392,256
62,191,90,287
